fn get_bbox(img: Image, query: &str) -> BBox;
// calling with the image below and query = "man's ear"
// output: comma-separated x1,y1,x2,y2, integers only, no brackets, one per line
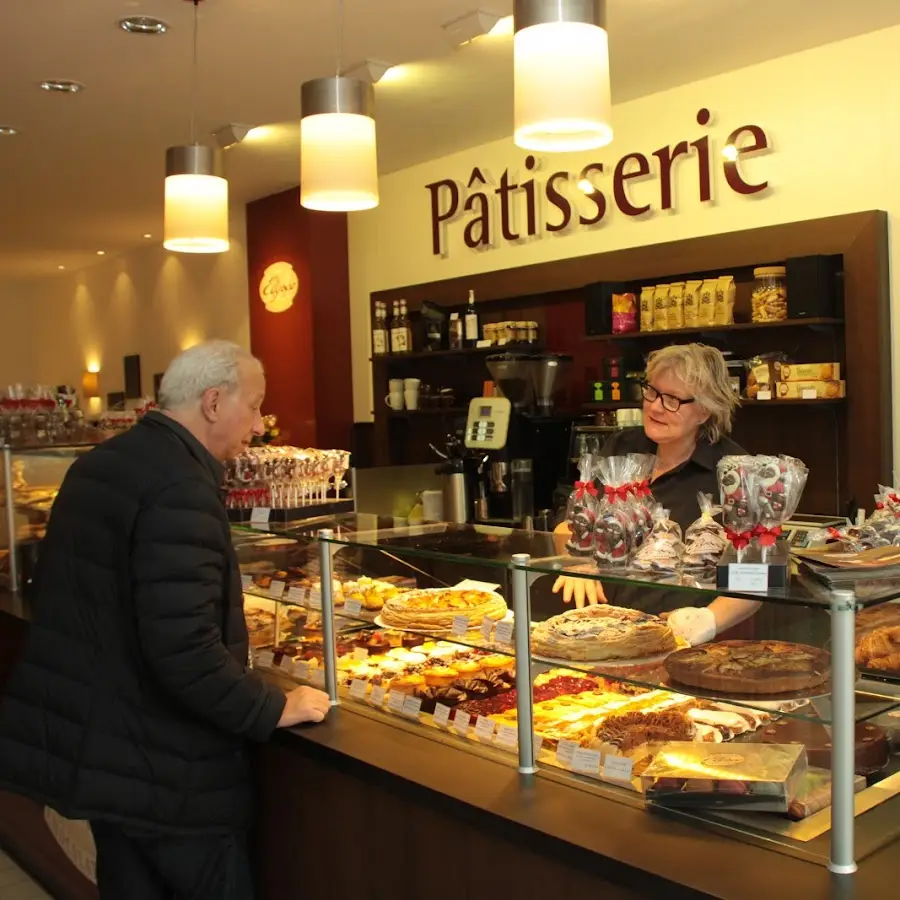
200,387,220,422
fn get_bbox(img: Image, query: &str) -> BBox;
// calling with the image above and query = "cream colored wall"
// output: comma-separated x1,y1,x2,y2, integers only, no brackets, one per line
348,26,900,477
0,204,249,402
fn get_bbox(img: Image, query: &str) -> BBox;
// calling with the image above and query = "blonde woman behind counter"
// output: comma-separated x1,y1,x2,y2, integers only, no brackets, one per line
553,344,759,645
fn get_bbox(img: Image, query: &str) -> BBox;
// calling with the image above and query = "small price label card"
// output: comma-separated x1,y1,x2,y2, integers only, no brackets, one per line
402,696,423,719
453,711,471,736
432,703,452,728
352,647,369,662
474,716,496,743
250,507,271,525
603,754,635,782
571,747,602,777
495,621,514,646
308,592,323,611
534,735,544,758
256,651,274,669
369,685,386,707
801,388,818,400
387,691,406,713
480,619,494,642
349,679,367,700
556,739,578,767
728,564,768,592
756,390,772,401
451,615,471,637
279,658,295,677
496,725,518,750
294,660,310,681
310,668,325,688
268,580,286,600
287,586,306,604
344,599,363,617
240,574,252,591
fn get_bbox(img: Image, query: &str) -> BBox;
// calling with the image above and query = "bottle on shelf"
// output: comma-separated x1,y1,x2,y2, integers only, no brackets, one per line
399,300,413,353
372,302,388,356
448,312,463,350
389,301,401,354
464,289,479,347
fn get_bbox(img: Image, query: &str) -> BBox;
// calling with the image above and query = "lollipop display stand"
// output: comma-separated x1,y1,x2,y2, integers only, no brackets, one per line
716,541,791,591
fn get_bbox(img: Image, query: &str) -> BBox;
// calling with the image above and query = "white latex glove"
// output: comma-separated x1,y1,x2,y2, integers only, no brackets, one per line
668,606,717,646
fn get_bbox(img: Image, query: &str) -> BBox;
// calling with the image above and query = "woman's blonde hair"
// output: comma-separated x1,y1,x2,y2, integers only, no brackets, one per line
645,343,739,443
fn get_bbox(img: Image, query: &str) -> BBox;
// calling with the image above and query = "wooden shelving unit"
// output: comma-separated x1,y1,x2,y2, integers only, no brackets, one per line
584,317,844,342
372,343,543,365
583,398,846,412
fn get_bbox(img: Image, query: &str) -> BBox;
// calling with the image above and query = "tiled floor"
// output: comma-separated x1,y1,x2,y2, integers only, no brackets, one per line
0,849,53,899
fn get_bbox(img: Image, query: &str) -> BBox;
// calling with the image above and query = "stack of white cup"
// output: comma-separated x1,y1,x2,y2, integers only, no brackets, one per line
385,378,421,411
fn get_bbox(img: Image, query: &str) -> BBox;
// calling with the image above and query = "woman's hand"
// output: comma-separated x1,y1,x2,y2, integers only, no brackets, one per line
552,568,607,608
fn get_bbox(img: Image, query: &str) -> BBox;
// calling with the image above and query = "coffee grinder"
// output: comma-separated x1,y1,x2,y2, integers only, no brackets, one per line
464,353,573,527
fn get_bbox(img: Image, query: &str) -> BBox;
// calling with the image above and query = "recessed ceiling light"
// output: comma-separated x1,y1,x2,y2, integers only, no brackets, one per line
119,16,169,35
143,233,152,239
0,126,19,136
40,80,84,94
96,250,105,256
58,265,65,270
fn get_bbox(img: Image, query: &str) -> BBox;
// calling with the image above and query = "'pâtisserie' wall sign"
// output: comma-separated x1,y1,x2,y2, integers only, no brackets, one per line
259,261,299,313
425,109,771,257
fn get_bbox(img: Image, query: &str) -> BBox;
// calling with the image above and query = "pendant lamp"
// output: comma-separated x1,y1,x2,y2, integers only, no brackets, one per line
164,0,229,253
513,0,613,152
300,0,379,211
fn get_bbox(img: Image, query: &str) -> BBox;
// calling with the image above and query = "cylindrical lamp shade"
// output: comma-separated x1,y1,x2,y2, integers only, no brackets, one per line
163,145,230,254
513,0,613,152
300,77,379,212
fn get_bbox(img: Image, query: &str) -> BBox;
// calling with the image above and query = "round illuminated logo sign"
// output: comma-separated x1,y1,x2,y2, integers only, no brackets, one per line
259,261,299,314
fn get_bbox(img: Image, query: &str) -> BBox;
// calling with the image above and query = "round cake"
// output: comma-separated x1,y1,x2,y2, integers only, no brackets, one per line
380,588,507,634
665,640,831,696
531,605,676,662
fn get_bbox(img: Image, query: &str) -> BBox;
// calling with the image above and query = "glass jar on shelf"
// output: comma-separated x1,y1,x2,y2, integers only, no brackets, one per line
751,266,788,322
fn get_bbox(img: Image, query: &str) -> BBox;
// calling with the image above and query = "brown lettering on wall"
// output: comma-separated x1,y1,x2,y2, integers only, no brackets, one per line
690,108,713,203
521,155,539,237
463,192,491,248
545,172,572,232
653,141,691,210
425,179,460,256
613,153,652,217
577,164,606,226
724,125,770,195
495,170,520,242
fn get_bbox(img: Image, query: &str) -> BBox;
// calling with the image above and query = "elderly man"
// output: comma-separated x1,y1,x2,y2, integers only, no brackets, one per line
0,340,329,899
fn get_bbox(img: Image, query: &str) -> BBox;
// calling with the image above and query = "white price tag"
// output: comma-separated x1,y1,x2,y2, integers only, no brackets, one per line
556,739,577,767
453,579,502,592
402,696,423,719
801,388,818,400
310,668,325,688
433,703,452,727
495,620,514,646
756,390,772,401
451,615,470,637
571,747,602,776
308,592,323,611
387,691,406,713
279,657,295,677
480,619,494,642
453,711,471,736
496,725,518,749
474,716,495,743
349,679,367,700
287,586,306,604
370,685,386,706
344,599,363,617
728,563,769,592
268,580,286,600
352,647,369,662
534,735,544,758
603,754,635,782
250,507,271,524
256,651,274,669
240,574,252,591
294,660,310,681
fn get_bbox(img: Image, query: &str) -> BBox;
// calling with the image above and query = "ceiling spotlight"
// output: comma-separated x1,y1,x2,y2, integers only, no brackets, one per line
442,9,502,47
40,80,84,94
119,16,169,35
96,251,105,256
212,123,253,150
58,265,65,270
143,233,152,239
0,126,18,136
342,60,395,85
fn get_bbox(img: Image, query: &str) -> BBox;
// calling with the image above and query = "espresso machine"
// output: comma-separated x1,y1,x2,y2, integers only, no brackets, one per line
464,353,573,528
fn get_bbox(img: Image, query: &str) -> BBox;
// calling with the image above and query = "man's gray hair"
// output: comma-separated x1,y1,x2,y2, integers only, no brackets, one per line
158,340,262,411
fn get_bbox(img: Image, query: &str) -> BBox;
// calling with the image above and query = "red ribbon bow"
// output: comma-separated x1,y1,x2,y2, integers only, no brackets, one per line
635,479,651,498
890,493,900,504
604,484,631,503
754,524,783,547
725,527,754,551
574,480,598,500
828,526,844,540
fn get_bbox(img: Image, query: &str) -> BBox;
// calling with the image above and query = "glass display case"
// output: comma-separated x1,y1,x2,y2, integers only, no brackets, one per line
235,518,900,876
0,443,97,592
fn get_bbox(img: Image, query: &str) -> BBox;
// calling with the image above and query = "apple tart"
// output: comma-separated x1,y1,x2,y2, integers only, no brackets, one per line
380,588,508,634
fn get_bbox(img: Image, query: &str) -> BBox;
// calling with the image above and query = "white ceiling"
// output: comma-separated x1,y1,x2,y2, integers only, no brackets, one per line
2,0,900,281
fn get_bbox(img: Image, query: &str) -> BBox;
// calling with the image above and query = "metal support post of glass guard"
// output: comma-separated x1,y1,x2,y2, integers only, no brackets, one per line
318,529,340,706
2,448,18,594
829,589,857,875
511,553,536,775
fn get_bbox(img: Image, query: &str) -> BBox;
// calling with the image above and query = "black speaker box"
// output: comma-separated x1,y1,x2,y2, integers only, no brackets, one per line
584,281,628,336
785,254,843,319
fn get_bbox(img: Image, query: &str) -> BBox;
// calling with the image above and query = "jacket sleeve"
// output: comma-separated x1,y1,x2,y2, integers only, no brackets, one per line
130,479,286,741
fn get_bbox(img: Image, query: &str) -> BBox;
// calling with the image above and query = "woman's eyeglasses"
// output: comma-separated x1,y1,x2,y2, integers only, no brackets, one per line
640,381,696,413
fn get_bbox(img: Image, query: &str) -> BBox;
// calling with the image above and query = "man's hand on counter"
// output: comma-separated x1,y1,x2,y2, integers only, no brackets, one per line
278,686,331,728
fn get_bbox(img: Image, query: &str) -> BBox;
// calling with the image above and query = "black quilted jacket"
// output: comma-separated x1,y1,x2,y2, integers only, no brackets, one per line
0,412,286,832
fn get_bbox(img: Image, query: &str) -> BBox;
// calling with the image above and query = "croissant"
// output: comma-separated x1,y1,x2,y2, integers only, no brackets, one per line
855,625,900,671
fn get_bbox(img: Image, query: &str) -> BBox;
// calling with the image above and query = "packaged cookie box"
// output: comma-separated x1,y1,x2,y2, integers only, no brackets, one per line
776,380,845,400
776,362,840,382
642,742,807,812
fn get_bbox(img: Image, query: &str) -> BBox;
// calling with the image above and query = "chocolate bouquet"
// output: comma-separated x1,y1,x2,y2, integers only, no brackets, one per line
593,456,637,570
625,453,656,548
718,455,758,561
565,454,600,556
631,506,684,579
681,492,728,583
829,485,900,550
754,455,808,559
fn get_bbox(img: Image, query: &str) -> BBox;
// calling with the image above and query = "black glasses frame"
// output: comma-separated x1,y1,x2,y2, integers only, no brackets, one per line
640,381,696,413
